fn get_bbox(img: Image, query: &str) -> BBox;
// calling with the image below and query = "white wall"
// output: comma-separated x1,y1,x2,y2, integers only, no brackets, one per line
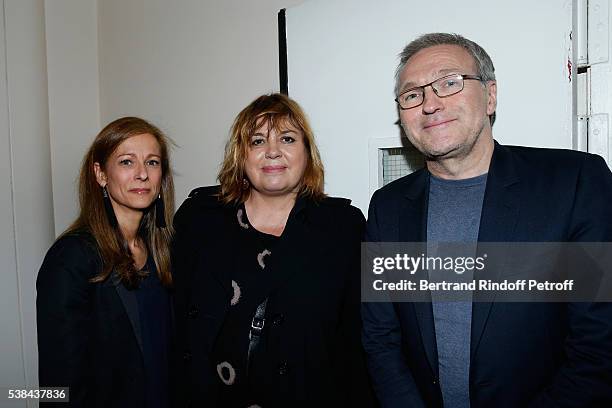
1,0,54,406
98,0,305,207
43,0,307,233
45,0,100,234
0,2,24,404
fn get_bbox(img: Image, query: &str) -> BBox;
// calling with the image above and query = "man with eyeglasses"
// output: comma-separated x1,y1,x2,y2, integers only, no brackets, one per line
362,33,612,408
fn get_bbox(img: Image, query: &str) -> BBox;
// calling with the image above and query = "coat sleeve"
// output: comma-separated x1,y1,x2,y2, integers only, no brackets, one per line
171,193,203,407
36,236,97,407
529,154,612,407
171,193,204,347
361,190,427,408
333,206,379,407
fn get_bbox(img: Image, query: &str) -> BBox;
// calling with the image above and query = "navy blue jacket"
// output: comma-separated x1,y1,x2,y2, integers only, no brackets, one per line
362,142,612,408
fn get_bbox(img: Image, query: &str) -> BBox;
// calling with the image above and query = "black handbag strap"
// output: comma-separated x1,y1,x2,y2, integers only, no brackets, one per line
246,297,268,377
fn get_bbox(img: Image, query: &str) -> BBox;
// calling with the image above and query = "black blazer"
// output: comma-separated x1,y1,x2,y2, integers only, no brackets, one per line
172,187,376,407
37,232,150,407
362,142,612,408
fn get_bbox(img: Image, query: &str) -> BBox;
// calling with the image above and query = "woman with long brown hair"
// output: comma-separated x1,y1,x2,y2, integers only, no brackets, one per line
36,117,175,408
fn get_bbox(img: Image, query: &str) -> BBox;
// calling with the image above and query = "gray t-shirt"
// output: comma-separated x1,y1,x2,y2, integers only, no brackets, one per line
427,173,487,408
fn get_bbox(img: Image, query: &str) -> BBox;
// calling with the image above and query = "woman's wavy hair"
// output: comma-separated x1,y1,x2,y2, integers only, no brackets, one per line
218,93,325,204
63,116,175,288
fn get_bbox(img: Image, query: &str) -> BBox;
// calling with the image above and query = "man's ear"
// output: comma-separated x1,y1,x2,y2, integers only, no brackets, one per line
486,81,497,116
94,162,106,187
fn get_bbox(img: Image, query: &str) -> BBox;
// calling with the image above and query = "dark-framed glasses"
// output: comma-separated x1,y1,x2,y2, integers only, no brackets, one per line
395,74,483,110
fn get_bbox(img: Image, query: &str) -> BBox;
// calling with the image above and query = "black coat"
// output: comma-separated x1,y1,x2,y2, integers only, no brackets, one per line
36,232,173,408
172,186,376,407
362,143,612,408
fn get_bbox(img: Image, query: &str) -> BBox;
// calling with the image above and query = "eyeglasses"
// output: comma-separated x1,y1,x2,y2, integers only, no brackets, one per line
395,74,483,110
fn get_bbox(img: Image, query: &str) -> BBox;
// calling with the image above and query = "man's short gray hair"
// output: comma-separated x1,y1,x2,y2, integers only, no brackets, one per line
395,33,497,126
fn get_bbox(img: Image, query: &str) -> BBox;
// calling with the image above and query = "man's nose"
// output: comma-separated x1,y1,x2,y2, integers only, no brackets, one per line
421,86,444,114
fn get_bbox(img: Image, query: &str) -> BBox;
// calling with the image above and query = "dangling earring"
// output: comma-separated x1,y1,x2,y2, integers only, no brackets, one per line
155,193,166,228
241,178,250,190
102,186,118,228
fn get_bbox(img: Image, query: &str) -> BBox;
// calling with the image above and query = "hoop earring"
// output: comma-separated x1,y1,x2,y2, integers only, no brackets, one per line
155,193,166,228
102,186,118,228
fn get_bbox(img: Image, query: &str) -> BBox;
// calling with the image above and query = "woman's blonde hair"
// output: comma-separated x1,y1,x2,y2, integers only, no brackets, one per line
218,93,325,204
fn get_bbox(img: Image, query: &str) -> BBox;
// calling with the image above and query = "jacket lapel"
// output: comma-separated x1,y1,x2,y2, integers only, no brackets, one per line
471,142,521,359
399,171,429,244
112,272,144,355
399,170,439,376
